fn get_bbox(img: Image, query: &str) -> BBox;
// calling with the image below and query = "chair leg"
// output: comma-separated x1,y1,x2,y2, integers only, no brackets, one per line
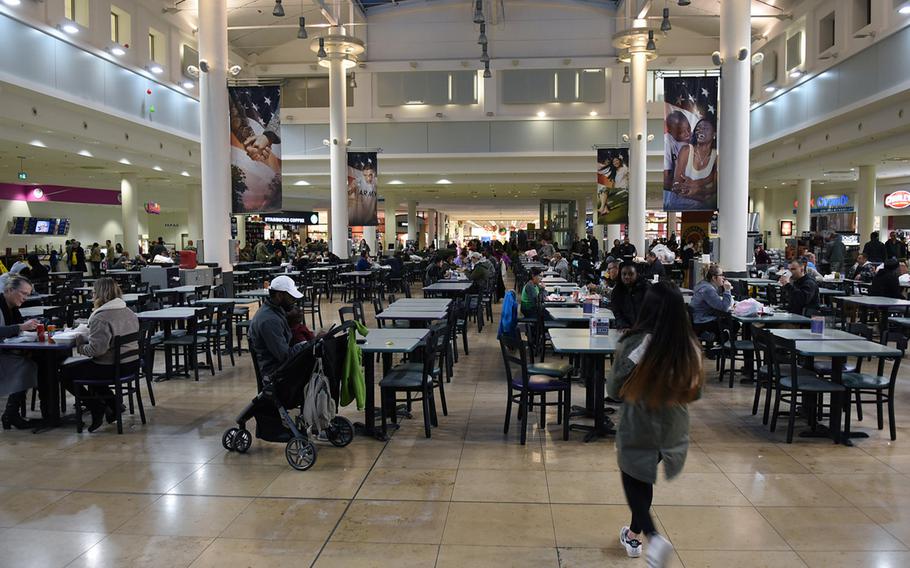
562,388,571,441
876,390,884,430
503,390,512,434
75,395,84,433
729,351,737,388
519,390,529,445
134,379,147,424
421,390,432,438
888,388,896,441
145,371,157,407
770,388,782,433
718,352,727,383
380,388,389,434
752,380,762,416
437,378,448,416
785,393,797,444
844,390,852,439
114,382,124,434
763,380,774,425
539,392,546,429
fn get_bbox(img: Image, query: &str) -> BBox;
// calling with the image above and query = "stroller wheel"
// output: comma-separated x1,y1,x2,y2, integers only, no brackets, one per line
328,416,355,447
286,437,317,471
222,428,239,451
233,429,253,453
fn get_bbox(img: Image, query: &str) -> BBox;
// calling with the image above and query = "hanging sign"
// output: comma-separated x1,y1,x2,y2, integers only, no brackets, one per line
144,202,161,215
884,191,910,210
347,152,378,226
229,86,283,214
595,147,630,225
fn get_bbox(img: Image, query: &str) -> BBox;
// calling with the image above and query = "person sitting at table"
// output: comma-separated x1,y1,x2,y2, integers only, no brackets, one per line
779,258,819,315
690,264,734,346
610,263,650,329
754,244,771,267
803,253,822,279
109,251,131,271
20,255,48,286
870,259,903,299
520,267,546,319
425,256,446,285
0,275,41,430
453,249,468,268
355,251,372,271
249,275,308,378
63,277,140,432
645,251,666,282
587,261,620,298
538,239,556,261
550,252,570,279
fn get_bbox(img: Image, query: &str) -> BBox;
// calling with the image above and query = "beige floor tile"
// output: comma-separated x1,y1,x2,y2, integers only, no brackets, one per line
797,551,910,568
556,546,684,567
655,506,790,551
220,497,348,541
452,468,550,503
700,444,810,474
358,468,456,501
436,544,558,568
817,473,910,508
546,470,627,505
0,487,70,528
861,506,910,547
79,462,202,494
542,442,620,472
188,538,322,568
313,542,439,568
551,504,635,548
459,442,546,470
63,436,223,464
782,449,899,474
442,502,555,547
676,550,808,568
17,491,159,533
67,535,213,568
115,494,251,537
331,499,449,544
261,467,370,499
375,440,464,470
726,473,848,507
0,459,121,490
759,506,905,551
653,473,751,506
167,464,284,497
0,528,105,568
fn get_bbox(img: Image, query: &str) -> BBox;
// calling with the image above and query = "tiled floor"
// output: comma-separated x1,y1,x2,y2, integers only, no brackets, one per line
2,285,910,567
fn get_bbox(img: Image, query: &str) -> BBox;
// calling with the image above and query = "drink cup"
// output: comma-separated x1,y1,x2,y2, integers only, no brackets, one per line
810,315,825,335
36,324,46,342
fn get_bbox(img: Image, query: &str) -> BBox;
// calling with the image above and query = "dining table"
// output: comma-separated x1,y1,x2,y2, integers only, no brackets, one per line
0,339,74,432
423,282,473,297
732,311,812,382
838,296,910,332
136,307,206,380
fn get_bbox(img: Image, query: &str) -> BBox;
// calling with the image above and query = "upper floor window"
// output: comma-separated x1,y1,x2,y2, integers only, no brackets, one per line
110,5,131,46
64,0,89,28
148,28,166,64
819,11,837,53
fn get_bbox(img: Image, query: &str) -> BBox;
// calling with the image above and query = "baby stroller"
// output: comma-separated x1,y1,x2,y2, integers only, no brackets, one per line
222,322,356,470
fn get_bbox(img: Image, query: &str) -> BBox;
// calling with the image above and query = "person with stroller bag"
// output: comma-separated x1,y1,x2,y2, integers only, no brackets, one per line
608,282,703,567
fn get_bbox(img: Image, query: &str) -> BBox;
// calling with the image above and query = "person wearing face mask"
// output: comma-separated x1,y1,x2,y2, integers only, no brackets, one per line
610,263,650,329
248,275,309,378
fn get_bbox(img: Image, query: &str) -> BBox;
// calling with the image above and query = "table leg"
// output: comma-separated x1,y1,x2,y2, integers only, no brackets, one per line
569,354,615,442
740,323,755,384
354,349,388,441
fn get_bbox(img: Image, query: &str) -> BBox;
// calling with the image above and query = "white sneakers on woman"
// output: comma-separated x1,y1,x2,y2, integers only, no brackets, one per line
620,526,642,558
619,527,674,567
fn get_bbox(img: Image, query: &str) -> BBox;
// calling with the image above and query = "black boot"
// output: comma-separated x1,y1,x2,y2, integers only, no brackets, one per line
2,393,34,430
88,404,106,433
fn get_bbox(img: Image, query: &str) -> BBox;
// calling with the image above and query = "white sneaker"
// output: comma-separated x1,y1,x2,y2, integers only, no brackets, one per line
619,526,642,558
646,533,673,568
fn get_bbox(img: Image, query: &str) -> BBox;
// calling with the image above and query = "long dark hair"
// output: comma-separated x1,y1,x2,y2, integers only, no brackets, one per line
619,281,703,409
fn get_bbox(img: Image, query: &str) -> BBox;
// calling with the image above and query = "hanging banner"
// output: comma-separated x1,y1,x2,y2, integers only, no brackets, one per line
347,151,378,226
662,75,718,212
229,85,282,214
595,147,630,225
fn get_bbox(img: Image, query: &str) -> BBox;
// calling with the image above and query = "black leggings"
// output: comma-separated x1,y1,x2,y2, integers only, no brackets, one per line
621,470,656,536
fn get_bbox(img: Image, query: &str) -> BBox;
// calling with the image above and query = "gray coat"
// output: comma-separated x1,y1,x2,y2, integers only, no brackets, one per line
248,299,294,377
607,331,693,484
0,305,38,397
79,298,140,365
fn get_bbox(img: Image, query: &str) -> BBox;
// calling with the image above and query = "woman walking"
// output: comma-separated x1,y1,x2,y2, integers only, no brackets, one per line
607,281,703,567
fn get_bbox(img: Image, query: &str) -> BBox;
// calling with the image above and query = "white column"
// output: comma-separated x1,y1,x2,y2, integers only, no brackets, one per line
628,48,648,255
438,214,447,246
607,225,622,250
857,165,877,238
667,211,678,236
328,56,349,259
120,175,139,256
236,215,247,248
796,179,812,235
384,196,397,252
407,200,417,244
575,198,587,239
198,0,232,270
362,226,377,252
717,0,751,273
427,209,437,248
187,184,203,245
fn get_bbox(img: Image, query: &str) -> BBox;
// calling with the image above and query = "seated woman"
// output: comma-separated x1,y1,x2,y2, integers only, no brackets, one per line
64,277,140,432
0,275,41,429
520,267,545,319
20,255,49,286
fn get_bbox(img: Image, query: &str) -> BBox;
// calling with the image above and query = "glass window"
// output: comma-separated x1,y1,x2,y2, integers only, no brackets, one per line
110,12,119,43
148,28,166,63
64,0,89,27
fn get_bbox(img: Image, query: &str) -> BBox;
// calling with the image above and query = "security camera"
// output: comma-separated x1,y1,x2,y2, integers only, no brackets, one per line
751,52,765,66
711,51,723,66
737,48,749,61
345,138,352,146
228,65,242,76
185,65,200,78
198,59,210,72
621,133,630,142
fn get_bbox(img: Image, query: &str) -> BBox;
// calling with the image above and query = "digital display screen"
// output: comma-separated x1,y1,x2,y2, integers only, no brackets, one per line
34,220,51,233
7,217,67,235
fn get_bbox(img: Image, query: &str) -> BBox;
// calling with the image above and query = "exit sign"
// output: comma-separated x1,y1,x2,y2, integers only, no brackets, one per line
17,171,27,180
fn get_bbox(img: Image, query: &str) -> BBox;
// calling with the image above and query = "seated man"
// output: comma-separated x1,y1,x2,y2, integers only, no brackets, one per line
645,251,666,281
779,258,819,315
550,253,570,279
355,251,372,271
248,275,307,378
425,256,446,285
520,267,545,319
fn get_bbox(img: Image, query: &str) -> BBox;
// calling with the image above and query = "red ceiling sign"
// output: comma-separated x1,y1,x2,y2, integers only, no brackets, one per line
884,191,910,209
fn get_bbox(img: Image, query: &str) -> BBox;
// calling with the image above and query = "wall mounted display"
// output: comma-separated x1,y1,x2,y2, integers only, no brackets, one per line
8,217,69,235
884,191,910,210
595,147,629,225
780,220,794,236
662,75,719,212
229,85,282,214
145,202,161,215
347,151,378,226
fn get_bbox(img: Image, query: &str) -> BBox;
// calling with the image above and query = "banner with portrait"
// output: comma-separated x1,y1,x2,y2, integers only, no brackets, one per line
662,75,718,212
229,86,282,214
595,147,630,225
348,152,378,226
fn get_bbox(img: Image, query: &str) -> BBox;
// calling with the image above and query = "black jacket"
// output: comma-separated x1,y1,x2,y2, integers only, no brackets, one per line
869,269,902,299
610,280,650,329
249,299,300,378
783,274,819,315
863,240,886,263
647,260,666,281
886,239,901,260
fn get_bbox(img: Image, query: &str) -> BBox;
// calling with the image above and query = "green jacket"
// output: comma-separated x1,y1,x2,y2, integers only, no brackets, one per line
607,331,692,484
341,320,369,410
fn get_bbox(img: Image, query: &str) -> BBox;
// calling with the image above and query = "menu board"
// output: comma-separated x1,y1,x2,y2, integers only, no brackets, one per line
8,217,69,236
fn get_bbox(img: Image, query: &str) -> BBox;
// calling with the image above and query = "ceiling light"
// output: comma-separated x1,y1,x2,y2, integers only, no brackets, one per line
621,66,630,83
118,158,131,165
2,0,22,6
900,6,910,15
536,111,546,117
148,62,164,74
660,8,671,32
436,179,452,184
272,0,284,17
317,37,327,58
28,140,45,148
478,23,487,45
483,62,491,79
297,16,308,39
108,43,126,57
388,180,404,185
473,0,484,24
764,85,777,93
59,19,80,34
589,111,598,116
646,30,656,51
293,180,310,186
77,150,93,157
152,165,163,171
180,171,190,177
32,187,43,199
181,80,195,89
789,69,804,79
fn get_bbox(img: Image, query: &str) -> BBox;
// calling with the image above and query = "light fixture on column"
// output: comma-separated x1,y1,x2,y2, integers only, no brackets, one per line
229,65,242,76
473,0,484,24
311,28,365,69
272,0,284,17
297,17,307,39
349,72,357,88
32,187,44,199
478,22,487,45
2,0,21,6
107,42,127,57
621,66,630,83
789,68,804,78
646,30,656,51
147,61,164,75
317,37,327,58
660,8,671,32
751,52,764,66
483,61,491,79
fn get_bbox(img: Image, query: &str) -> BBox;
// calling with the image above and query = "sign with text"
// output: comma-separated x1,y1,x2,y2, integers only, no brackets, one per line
884,191,910,210
261,211,320,225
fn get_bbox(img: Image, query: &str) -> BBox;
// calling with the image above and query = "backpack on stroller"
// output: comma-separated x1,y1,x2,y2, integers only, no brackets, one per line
222,321,356,471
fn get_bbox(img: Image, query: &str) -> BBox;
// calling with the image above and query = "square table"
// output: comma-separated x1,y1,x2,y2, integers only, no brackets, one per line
423,282,473,297
19,305,61,319
0,340,74,431
546,307,615,325
22,293,54,307
549,328,622,442
194,297,258,307
390,299,452,309
769,328,867,342
542,277,568,284
839,296,910,331
238,289,270,299
732,312,811,381
376,309,448,326
137,307,207,380
356,328,429,440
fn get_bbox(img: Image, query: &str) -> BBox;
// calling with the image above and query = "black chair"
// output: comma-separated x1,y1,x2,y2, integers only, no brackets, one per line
339,301,366,325
162,308,215,381
300,286,323,329
201,303,235,371
72,332,145,434
380,328,442,438
842,331,904,440
751,327,817,425
499,330,570,444
138,320,157,406
390,321,450,410
718,317,755,388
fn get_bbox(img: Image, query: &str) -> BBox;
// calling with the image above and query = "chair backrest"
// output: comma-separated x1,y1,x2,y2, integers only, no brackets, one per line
499,329,530,389
113,331,141,378
338,301,365,325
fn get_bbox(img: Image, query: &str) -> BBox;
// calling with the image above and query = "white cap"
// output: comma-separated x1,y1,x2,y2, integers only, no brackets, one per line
470,251,482,260
269,275,303,299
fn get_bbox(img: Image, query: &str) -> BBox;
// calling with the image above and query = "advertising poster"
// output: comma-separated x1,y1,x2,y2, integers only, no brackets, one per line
348,152,378,226
595,147,630,225
662,75,719,211
229,86,282,214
